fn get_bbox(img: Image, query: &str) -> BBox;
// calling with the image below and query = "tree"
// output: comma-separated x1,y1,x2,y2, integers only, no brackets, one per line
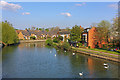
61,41,71,50
30,36,36,40
58,36,63,41
66,27,71,31
70,25,84,42
39,28,42,31
111,16,120,48
45,39,53,46
45,28,49,32
31,26,35,30
111,17,120,40
94,20,111,48
2,21,18,45
36,28,39,30
53,38,59,43
0,23,2,41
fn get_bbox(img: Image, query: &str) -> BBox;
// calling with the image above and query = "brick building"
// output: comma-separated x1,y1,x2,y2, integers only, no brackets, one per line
82,27,108,48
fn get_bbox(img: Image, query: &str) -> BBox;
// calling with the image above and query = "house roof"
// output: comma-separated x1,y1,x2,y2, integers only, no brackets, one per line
59,31,70,34
16,28,69,37
58,29,70,34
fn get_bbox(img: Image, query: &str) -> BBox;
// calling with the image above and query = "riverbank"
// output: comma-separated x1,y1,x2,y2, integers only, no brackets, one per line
52,42,120,62
20,40,46,43
72,47,120,63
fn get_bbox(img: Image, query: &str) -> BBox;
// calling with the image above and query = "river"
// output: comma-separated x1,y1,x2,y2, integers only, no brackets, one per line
2,42,119,78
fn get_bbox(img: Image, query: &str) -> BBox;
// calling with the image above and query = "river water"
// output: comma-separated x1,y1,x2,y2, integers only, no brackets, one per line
2,42,120,78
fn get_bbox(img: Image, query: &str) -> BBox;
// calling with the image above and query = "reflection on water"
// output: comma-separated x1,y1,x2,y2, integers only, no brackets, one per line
18,42,45,48
2,42,119,78
88,58,94,76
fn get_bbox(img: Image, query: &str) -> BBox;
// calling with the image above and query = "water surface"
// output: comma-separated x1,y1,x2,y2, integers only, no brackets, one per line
2,42,119,78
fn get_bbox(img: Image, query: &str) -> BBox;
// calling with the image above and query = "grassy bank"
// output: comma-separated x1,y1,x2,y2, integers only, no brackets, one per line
72,47,119,59
90,48,120,55
45,39,120,62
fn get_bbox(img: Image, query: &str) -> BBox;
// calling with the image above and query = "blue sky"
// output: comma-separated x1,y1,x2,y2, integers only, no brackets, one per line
2,1,118,29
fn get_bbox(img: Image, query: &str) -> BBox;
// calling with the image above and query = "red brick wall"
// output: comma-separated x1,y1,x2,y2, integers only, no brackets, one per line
88,27,96,48
88,27,108,48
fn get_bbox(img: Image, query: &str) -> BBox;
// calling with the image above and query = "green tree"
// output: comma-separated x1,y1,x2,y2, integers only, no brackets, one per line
39,28,42,31
30,36,36,40
61,41,71,50
53,38,59,43
45,39,53,46
36,28,39,30
45,28,49,32
0,22,2,41
2,21,18,45
70,25,84,42
58,36,63,41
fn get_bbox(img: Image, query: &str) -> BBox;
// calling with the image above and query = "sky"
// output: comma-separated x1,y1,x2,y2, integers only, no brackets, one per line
1,1,118,29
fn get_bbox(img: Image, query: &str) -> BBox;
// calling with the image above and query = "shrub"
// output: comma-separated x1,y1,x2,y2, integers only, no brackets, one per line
95,42,99,48
45,39,53,46
88,46,90,49
58,36,63,41
53,38,59,43
30,36,36,40
78,43,82,46
44,37,46,39
103,44,107,49
61,41,71,50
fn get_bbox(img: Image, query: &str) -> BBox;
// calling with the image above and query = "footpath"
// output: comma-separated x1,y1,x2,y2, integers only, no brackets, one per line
72,47,120,63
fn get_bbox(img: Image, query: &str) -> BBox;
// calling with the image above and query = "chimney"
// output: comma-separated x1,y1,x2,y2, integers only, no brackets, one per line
80,25,82,28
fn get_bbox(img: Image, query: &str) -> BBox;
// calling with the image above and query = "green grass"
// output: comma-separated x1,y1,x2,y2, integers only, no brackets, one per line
90,48,120,55
72,47,119,58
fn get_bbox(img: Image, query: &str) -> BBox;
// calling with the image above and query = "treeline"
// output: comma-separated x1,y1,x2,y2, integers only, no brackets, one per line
25,27,50,32
1,21,19,45
25,26,70,33
69,16,120,49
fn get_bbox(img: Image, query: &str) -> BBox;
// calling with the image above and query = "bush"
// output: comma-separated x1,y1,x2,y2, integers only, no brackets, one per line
53,38,59,43
45,39,53,46
88,46,90,49
2,21,18,45
103,44,107,49
58,36,63,41
61,41,71,50
78,43,82,46
95,42,99,48
30,36,36,40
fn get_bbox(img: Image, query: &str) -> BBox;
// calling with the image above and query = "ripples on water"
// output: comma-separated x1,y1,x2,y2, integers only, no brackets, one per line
2,42,120,78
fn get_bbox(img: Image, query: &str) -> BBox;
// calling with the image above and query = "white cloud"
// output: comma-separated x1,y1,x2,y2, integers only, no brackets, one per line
108,4,118,9
75,2,86,6
22,12,30,15
61,13,71,17
0,1,22,11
